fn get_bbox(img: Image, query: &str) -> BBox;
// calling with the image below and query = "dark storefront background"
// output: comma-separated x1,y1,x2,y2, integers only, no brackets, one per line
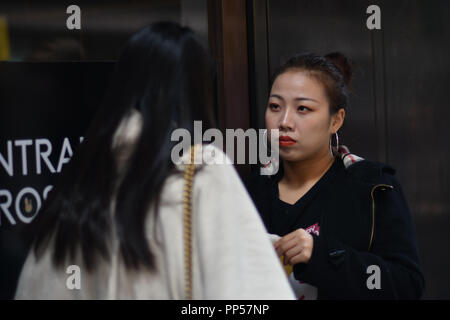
0,0,209,299
1,0,207,61
1,0,450,299
0,61,114,299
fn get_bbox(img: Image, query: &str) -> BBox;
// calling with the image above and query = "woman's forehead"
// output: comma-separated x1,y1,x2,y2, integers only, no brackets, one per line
271,70,328,102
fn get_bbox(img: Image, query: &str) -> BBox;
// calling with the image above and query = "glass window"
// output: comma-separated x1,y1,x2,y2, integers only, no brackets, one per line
0,0,208,61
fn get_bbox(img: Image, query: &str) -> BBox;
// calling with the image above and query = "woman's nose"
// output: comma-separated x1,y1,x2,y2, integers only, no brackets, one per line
280,108,294,131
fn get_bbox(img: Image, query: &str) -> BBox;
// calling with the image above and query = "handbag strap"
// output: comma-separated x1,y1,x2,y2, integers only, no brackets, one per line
183,145,196,300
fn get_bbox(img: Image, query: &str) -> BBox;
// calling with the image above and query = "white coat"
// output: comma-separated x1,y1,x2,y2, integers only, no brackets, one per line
15,110,294,300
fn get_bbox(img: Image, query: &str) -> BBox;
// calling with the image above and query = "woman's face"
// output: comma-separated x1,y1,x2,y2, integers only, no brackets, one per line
265,70,344,162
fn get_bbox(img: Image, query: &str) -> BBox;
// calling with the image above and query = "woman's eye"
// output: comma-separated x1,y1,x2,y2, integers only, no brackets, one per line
298,106,310,112
269,103,280,110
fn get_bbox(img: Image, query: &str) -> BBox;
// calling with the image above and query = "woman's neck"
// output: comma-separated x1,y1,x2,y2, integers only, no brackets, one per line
281,150,335,189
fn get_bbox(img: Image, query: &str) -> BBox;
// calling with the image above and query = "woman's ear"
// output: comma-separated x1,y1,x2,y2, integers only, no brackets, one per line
331,108,345,133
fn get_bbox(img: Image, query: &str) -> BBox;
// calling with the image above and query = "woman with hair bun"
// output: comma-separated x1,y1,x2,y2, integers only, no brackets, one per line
244,52,425,299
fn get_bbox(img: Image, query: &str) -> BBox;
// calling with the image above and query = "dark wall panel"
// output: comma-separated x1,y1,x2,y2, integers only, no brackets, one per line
257,0,450,298
382,0,450,298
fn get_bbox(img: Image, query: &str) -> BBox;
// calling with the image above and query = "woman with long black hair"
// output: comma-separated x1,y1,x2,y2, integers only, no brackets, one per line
244,52,425,299
15,22,294,300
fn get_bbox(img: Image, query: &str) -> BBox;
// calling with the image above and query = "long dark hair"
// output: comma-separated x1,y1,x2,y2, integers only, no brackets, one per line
32,22,216,271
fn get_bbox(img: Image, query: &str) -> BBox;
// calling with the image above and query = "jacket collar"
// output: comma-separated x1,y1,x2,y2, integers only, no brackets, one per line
264,145,396,187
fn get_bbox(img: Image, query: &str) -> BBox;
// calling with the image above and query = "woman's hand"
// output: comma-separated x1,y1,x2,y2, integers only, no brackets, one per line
274,228,314,265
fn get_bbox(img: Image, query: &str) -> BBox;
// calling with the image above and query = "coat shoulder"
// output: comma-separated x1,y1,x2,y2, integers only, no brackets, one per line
345,159,398,186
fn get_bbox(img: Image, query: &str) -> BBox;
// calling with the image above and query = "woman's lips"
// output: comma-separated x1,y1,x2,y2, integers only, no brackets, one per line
279,135,296,146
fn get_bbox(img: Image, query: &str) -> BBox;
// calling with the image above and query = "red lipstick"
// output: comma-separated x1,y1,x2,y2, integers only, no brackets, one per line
279,135,296,147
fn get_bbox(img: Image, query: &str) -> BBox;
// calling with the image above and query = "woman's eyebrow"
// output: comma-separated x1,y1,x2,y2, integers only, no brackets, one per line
269,94,284,101
294,96,319,103
270,94,318,103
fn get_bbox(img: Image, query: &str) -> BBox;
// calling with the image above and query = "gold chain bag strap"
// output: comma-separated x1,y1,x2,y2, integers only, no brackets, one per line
183,145,196,300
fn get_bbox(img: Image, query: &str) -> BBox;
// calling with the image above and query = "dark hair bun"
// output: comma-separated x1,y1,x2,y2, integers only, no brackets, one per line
325,52,352,87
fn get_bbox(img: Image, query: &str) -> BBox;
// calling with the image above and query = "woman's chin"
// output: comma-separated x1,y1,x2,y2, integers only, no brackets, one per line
279,148,304,162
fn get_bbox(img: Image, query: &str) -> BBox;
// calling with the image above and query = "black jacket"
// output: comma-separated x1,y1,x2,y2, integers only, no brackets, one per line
244,158,425,299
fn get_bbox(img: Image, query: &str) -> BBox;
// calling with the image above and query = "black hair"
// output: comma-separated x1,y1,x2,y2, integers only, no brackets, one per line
32,22,216,271
270,52,353,114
